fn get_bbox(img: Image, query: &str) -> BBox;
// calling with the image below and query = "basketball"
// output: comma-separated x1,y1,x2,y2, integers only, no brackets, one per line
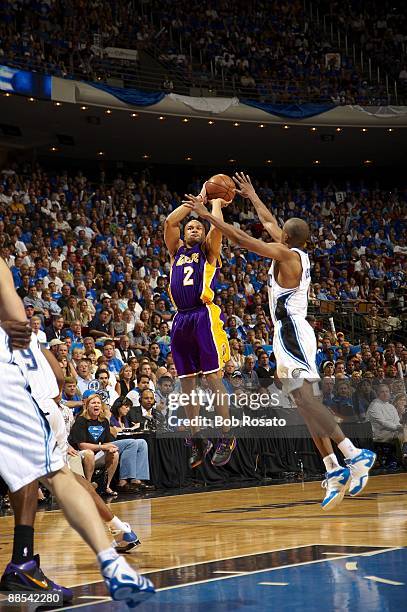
205,174,236,202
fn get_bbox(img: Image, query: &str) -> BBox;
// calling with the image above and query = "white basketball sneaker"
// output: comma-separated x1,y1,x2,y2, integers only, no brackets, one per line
321,466,351,511
345,449,377,496
102,556,155,607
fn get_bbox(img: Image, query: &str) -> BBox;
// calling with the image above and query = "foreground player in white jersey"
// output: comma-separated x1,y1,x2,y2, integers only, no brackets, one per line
13,335,141,553
0,258,154,606
184,176,376,510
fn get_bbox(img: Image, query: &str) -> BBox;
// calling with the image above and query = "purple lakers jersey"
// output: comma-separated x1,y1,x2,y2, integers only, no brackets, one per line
169,243,218,310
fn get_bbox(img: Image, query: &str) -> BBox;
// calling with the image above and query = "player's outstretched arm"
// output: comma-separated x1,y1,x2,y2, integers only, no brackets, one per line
183,196,294,262
164,204,193,257
233,172,282,242
205,199,224,263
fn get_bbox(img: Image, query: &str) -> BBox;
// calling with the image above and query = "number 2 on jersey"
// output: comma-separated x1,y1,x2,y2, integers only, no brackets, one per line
20,348,38,371
183,266,194,286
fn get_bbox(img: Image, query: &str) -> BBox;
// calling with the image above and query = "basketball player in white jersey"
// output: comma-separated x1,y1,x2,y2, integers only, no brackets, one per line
0,257,154,606
13,334,141,552
184,176,376,510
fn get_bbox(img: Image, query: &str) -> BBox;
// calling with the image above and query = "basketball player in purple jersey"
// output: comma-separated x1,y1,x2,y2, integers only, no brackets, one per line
184,177,376,510
164,196,237,467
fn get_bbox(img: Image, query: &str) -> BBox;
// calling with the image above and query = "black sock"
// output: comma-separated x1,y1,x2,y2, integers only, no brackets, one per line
12,525,34,564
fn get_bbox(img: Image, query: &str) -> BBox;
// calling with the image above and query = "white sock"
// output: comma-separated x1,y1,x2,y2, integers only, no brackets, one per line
97,547,119,568
108,516,129,532
337,438,360,459
323,453,340,472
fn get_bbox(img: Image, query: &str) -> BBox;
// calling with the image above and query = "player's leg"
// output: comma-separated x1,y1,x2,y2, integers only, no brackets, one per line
180,374,213,468
0,480,74,601
201,304,236,466
205,370,237,466
73,473,140,552
41,467,154,605
291,381,376,503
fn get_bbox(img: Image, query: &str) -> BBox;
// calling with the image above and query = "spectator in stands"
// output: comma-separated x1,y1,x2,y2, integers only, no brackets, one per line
30,316,47,345
96,368,119,407
46,315,66,342
242,355,260,391
115,335,138,362
69,392,151,495
115,364,136,398
367,384,407,447
88,309,113,340
102,341,124,376
62,377,83,416
255,352,273,389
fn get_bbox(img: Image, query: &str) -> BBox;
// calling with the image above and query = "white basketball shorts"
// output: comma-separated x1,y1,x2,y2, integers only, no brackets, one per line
273,316,320,394
0,363,64,492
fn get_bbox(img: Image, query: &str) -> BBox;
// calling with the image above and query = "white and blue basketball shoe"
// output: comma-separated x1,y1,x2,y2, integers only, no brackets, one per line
345,449,377,497
321,466,351,511
110,522,141,553
102,556,155,608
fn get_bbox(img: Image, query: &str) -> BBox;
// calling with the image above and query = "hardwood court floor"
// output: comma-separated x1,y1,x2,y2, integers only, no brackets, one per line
0,473,406,592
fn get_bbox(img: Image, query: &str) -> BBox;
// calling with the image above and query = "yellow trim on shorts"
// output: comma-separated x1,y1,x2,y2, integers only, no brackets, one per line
201,260,217,304
206,303,231,371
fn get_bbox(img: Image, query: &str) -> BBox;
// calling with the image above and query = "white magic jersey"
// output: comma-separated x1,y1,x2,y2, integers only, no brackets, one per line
14,333,59,402
267,248,319,392
268,248,311,324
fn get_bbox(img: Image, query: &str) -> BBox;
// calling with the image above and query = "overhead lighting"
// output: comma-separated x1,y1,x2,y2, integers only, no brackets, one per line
313,160,320,165
97,151,104,156
54,102,62,107
80,106,88,110
131,113,138,118
364,159,373,164
336,127,342,132
258,123,265,128
228,158,236,163
266,159,272,164
142,154,150,159
388,128,394,132
3,92,11,97
310,127,317,132
208,120,215,125
182,118,189,123
28,97,35,102
185,156,192,161
158,115,165,120
361,128,367,132
283,124,289,129
233,122,240,127
105,109,112,115
50,146,58,152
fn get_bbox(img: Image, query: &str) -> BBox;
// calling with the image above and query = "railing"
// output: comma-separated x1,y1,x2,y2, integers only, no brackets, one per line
309,299,406,346
1,54,399,105
304,1,403,104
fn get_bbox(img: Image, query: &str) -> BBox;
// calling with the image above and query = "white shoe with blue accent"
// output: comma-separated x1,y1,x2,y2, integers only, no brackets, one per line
345,449,377,497
321,467,351,511
102,556,155,608
111,522,141,553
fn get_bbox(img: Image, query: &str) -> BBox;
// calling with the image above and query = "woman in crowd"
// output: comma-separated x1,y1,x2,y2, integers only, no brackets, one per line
69,393,151,495
115,364,136,397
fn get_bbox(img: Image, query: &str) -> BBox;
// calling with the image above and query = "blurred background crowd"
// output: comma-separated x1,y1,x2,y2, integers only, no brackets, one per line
1,161,406,479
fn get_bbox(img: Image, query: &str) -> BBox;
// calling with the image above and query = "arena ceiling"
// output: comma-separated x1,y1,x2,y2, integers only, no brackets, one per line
0,93,406,168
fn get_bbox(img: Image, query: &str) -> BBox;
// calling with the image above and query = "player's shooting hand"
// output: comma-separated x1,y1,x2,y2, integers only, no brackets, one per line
0,320,31,349
233,172,256,200
182,194,209,217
